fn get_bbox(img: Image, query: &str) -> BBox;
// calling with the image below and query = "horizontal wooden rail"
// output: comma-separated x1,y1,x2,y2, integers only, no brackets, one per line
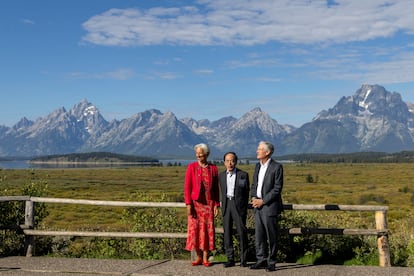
0,196,30,202
23,227,387,238
286,227,388,236
30,196,185,208
283,203,389,212
0,196,390,267
23,229,188,239
29,197,389,212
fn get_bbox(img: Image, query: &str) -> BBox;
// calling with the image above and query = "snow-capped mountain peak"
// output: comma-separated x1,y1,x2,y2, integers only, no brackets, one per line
1,84,414,157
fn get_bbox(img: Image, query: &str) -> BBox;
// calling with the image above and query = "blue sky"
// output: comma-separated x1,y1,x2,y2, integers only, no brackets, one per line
1,0,414,128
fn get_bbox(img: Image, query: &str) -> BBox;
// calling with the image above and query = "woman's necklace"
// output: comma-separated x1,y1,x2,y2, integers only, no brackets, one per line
199,162,208,168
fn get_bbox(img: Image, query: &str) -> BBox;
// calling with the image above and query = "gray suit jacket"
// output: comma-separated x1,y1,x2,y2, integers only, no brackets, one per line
251,159,284,216
219,168,250,219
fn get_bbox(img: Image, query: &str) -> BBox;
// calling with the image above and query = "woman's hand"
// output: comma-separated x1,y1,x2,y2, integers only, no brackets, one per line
213,205,219,217
187,204,196,218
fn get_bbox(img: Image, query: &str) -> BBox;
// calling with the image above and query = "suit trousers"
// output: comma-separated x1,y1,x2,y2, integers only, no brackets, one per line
223,199,248,262
254,208,279,265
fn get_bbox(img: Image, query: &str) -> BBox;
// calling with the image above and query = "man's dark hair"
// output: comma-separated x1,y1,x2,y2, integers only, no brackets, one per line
223,151,238,163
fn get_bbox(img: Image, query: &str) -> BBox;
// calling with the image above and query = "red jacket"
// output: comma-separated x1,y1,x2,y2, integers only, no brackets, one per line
184,162,220,206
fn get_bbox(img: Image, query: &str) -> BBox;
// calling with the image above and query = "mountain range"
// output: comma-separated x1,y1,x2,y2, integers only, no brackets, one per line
1,84,414,159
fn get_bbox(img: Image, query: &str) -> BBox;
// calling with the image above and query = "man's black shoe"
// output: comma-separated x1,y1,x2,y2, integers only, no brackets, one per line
223,260,235,268
240,262,249,267
265,265,276,272
249,261,267,269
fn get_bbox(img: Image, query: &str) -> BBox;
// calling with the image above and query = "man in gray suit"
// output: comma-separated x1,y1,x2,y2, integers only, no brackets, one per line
250,141,284,272
219,152,250,268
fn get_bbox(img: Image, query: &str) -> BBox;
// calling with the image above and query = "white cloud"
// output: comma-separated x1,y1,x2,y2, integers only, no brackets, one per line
158,72,181,79
153,57,183,66
254,77,281,83
362,52,414,84
81,0,414,46
66,68,135,80
78,1,414,86
225,57,280,69
21,18,35,25
194,69,214,75
145,71,181,80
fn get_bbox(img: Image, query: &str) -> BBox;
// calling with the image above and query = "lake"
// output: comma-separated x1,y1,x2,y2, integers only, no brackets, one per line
0,159,195,169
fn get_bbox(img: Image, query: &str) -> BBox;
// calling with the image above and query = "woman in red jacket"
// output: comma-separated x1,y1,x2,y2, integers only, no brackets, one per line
184,143,220,267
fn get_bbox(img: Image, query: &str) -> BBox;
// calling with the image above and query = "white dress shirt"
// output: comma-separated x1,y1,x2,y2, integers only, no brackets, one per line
257,159,270,198
226,169,236,197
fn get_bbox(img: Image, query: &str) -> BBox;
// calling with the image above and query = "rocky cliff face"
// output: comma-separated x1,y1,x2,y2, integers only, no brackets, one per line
1,84,413,158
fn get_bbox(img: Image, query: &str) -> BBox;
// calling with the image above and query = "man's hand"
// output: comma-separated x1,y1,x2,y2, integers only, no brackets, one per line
251,198,264,208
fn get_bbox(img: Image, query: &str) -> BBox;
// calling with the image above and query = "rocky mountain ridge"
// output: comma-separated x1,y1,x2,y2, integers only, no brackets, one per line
1,84,413,158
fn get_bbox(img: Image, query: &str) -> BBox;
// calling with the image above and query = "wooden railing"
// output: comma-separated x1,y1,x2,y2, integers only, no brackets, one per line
0,196,390,267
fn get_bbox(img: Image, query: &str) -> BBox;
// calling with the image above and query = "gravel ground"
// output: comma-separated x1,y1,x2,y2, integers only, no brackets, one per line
1,257,413,276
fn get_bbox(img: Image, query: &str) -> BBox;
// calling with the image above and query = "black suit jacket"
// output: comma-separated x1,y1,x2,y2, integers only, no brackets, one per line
251,159,284,216
219,168,250,218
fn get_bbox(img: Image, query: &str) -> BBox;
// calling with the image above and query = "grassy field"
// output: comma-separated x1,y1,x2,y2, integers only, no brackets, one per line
1,162,413,234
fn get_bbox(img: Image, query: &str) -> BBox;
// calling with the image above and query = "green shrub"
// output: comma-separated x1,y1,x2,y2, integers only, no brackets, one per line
0,178,49,256
51,193,188,259
296,249,322,264
407,237,414,267
387,219,414,266
398,186,410,193
344,239,378,266
278,211,368,265
306,174,318,183
358,194,387,205
124,193,186,259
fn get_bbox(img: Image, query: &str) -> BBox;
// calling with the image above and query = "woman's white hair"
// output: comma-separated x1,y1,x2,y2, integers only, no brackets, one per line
194,143,210,156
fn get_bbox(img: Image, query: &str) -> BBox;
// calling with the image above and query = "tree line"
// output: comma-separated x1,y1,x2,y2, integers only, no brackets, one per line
276,151,414,163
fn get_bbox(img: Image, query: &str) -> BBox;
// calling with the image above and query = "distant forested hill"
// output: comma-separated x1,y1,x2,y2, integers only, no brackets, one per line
30,152,159,163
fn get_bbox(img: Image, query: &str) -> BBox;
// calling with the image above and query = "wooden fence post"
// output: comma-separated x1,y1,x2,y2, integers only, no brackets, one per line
375,210,390,267
24,199,34,257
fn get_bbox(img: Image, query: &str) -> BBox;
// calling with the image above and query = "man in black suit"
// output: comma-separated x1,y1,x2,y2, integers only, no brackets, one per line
219,152,250,268
250,141,284,272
